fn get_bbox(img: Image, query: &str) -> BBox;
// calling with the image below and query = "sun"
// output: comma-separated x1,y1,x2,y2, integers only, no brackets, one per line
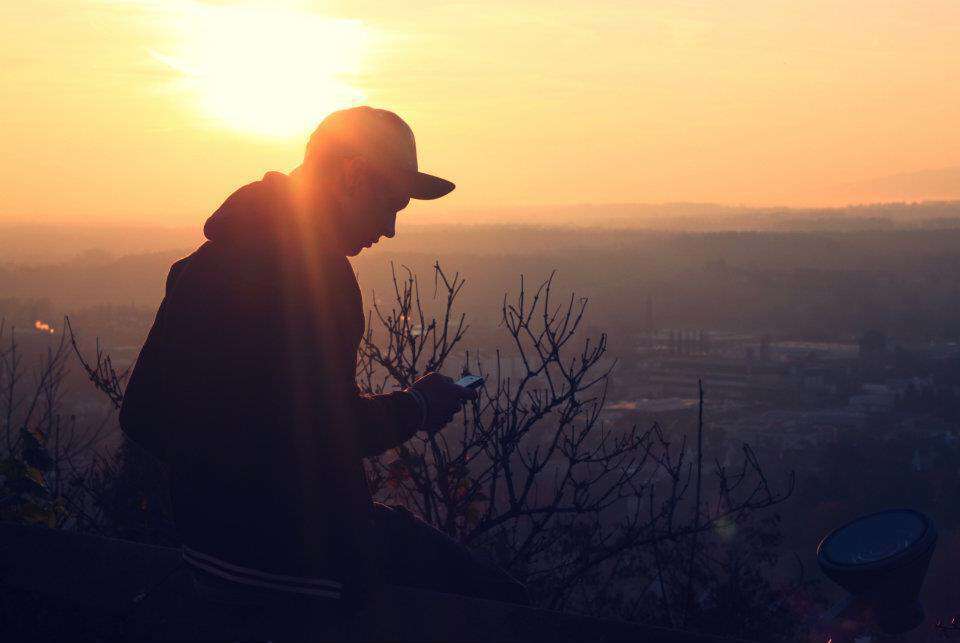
154,3,371,139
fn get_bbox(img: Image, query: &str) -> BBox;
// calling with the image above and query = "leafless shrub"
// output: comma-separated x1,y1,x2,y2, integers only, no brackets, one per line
64,317,128,411
0,320,112,529
63,318,175,544
359,262,802,632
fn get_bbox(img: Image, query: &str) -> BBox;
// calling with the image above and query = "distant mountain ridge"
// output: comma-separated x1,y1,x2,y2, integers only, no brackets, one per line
836,166,960,203
4,199,960,264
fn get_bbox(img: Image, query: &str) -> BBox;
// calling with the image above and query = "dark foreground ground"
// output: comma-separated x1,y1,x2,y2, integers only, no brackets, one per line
0,521,740,642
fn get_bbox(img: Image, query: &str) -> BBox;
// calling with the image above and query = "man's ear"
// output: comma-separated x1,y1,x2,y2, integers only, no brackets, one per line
340,156,368,198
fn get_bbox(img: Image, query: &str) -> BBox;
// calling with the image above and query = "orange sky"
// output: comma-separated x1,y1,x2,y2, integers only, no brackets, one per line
3,0,960,225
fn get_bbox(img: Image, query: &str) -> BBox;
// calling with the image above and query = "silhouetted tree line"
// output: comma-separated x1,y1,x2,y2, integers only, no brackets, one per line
10,227,960,345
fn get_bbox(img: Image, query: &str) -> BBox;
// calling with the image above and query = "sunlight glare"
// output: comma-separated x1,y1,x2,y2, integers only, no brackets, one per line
154,3,370,138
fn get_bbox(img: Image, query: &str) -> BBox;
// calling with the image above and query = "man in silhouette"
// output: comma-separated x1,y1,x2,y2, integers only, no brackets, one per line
120,107,527,613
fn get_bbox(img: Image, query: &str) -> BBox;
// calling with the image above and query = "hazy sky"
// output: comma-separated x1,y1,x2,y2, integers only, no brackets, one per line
3,0,960,224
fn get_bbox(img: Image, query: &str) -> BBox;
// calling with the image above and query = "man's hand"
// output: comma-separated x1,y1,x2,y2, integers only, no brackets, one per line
409,372,477,434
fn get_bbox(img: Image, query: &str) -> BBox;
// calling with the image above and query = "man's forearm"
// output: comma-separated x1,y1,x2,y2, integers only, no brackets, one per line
353,389,423,456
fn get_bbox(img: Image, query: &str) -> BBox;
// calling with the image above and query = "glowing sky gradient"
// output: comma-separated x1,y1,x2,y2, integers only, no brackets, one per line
3,0,960,224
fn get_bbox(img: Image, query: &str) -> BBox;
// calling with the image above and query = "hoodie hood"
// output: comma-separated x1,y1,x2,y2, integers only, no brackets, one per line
203,171,294,243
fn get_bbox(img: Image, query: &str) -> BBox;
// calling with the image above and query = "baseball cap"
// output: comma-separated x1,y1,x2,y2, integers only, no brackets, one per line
305,106,455,200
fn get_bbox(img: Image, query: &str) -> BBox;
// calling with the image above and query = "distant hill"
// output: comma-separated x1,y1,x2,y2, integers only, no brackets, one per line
0,223,201,265
412,201,960,231
835,167,960,203
4,199,960,265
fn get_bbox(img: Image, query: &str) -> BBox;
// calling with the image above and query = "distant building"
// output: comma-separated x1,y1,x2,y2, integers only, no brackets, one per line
847,383,896,414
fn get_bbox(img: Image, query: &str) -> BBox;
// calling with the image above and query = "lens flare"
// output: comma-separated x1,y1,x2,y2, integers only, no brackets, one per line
152,2,371,138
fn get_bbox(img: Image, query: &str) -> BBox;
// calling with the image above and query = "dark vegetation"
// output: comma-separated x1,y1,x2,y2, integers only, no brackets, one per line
357,264,812,638
0,261,815,640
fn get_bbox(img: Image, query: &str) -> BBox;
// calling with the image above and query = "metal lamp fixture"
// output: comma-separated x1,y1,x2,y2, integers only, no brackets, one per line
817,508,937,635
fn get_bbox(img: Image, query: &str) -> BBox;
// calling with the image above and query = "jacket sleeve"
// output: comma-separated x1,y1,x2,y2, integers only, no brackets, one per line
300,257,424,459
299,349,423,459
350,385,422,457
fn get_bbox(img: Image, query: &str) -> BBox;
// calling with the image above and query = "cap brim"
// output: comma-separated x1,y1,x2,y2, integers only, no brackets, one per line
408,171,455,200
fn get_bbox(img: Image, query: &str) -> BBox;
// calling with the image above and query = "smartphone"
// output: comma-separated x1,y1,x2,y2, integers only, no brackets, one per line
456,375,485,390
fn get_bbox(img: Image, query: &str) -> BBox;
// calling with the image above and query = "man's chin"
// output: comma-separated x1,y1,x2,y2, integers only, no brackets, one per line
347,241,375,256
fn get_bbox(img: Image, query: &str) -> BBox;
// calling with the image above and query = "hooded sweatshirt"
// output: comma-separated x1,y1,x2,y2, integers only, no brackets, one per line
120,172,421,588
